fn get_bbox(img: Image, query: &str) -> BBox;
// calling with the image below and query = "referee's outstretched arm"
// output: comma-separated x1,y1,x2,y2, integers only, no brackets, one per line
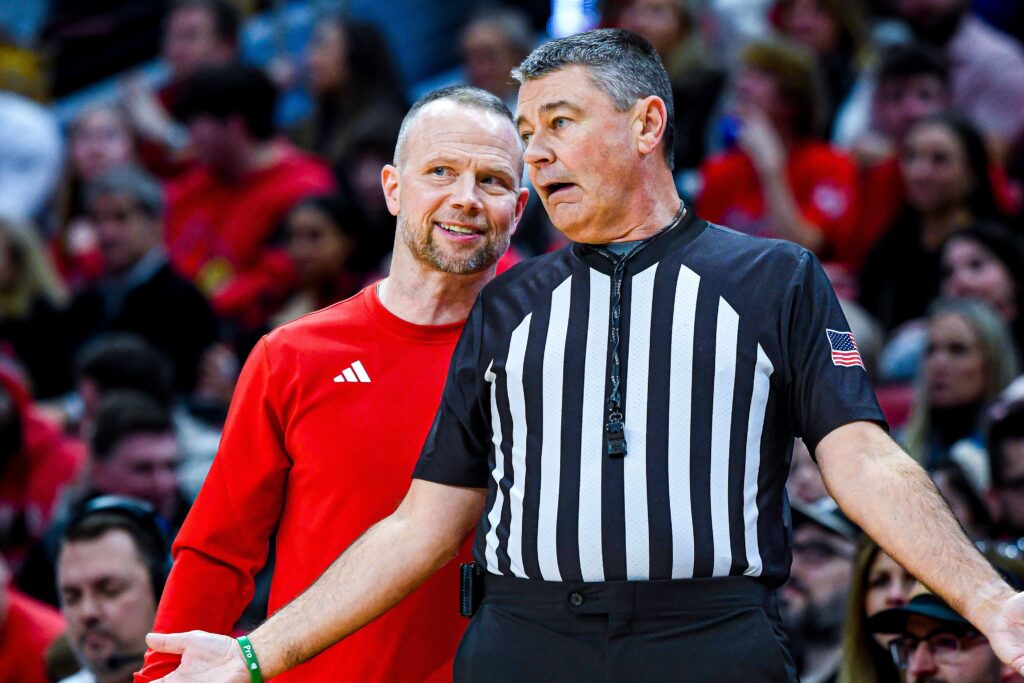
816,420,1024,674
146,479,486,682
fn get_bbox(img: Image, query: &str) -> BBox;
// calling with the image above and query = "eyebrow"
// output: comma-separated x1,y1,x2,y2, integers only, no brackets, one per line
515,100,583,129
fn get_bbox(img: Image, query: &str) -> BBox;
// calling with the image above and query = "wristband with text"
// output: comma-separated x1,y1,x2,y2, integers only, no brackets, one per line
236,635,264,683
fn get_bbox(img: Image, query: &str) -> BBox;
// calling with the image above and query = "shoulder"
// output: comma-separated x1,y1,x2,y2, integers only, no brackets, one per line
792,141,856,171
263,288,370,353
478,248,574,302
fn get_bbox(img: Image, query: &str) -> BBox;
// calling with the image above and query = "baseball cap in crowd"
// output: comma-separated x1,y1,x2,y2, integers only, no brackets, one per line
790,497,861,542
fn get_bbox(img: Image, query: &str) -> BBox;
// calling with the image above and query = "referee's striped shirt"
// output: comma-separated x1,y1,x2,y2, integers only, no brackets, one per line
414,209,886,584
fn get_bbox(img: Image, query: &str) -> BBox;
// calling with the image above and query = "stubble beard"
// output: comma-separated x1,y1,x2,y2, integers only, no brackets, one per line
399,214,509,275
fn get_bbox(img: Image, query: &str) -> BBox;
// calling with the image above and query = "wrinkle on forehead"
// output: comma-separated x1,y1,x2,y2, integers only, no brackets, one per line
400,101,523,168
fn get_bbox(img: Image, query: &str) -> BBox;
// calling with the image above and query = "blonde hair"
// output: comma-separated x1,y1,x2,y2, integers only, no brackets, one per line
837,537,900,683
0,220,67,319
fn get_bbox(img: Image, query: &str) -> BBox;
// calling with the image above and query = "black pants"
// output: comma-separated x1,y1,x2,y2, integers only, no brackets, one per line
454,574,798,682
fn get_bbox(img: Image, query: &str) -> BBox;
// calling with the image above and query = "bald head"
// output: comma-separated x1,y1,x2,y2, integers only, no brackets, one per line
393,86,524,178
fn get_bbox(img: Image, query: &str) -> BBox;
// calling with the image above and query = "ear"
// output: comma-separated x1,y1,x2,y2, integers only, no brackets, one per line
381,164,401,217
511,187,530,234
634,95,669,161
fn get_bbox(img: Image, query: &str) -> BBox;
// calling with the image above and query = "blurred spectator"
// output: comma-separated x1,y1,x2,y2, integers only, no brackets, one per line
0,218,73,399
272,195,368,326
0,554,65,683
17,391,187,609
985,395,1024,540
868,580,1019,682
53,104,138,292
460,6,533,110
941,223,1024,357
893,0,1024,164
56,497,169,683
788,437,829,504
615,0,727,169
0,366,85,572
697,40,859,259
291,16,405,172
771,0,874,144
167,64,334,333
120,0,241,176
838,537,914,683
65,165,219,394
902,298,1018,469
0,92,62,224
931,456,993,538
859,114,1006,332
782,497,859,683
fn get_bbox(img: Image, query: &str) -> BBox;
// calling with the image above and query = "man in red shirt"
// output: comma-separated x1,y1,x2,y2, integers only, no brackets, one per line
136,85,528,682
697,40,858,261
165,65,334,331
0,555,64,683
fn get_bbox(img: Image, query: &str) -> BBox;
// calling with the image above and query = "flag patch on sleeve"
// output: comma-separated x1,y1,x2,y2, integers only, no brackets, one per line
826,329,864,369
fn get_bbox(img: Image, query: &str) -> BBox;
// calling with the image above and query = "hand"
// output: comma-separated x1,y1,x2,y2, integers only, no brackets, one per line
146,631,250,683
986,591,1024,675
736,106,786,176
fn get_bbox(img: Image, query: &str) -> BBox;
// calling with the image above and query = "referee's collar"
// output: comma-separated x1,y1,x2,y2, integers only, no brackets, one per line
571,205,706,275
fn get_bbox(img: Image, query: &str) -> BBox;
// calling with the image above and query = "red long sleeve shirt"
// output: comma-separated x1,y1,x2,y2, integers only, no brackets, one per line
137,285,470,682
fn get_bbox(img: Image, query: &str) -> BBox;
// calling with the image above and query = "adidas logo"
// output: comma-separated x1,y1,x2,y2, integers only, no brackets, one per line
333,360,371,383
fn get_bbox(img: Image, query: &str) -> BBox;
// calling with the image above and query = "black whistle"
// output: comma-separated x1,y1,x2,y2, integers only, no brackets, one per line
606,419,627,457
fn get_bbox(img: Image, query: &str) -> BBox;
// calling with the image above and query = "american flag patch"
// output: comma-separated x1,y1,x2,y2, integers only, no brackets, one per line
826,329,864,368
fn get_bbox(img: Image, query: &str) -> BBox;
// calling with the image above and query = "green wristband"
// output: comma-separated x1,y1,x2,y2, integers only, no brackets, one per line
236,635,264,683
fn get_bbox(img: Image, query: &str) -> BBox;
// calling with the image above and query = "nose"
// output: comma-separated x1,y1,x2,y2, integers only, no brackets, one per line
75,592,103,623
522,132,552,168
884,582,907,607
448,173,483,214
907,640,937,679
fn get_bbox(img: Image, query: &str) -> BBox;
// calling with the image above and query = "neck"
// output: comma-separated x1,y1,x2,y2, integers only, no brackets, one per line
604,168,682,242
215,140,280,183
378,244,494,325
920,207,971,250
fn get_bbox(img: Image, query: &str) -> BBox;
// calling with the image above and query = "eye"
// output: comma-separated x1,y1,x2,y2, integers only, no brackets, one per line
553,117,568,129
520,131,532,144
431,167,448,177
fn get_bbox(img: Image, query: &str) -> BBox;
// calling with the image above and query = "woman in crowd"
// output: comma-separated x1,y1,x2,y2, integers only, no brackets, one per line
0,221,71,399
292,15,406,172
859,113,1006,332
940,222,1024,358
903,297,1019,469
838,538,915,683
771,0,874,143
272,194,367,327
53,104,137,291
930,456,993,539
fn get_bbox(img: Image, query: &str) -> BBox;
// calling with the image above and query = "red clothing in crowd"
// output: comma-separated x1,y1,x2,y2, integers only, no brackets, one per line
0,588,65,683
697,141,859,262
0,367,85,569
164,144,334,328
137,285,471,683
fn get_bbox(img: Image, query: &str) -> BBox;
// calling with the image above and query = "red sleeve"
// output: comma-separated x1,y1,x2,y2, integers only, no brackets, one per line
135,339,290,682
695,156,733,225
792,149,859,263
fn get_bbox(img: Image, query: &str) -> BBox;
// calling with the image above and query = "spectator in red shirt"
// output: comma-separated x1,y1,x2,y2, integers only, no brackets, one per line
697,40,859,261
165,65,334,332
137,85,528,683
0,554,64,683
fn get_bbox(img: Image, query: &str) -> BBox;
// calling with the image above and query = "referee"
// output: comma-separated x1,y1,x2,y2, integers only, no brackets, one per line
147,30,1024,683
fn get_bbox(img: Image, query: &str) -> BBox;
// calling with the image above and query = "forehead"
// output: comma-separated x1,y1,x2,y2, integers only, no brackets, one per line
516,65,616,118
111,432,179,460
404,101,521,167
58,529,146,584
905,613,960,637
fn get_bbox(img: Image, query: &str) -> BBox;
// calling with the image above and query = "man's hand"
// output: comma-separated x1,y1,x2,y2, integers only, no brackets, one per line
145,631,249,683
986,591,1024,675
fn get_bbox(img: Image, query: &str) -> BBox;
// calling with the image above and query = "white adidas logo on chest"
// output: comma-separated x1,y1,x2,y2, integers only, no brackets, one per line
333,360,371,383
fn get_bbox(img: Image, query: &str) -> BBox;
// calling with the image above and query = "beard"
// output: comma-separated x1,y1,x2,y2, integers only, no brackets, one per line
398,213,509,275
781,584,848,651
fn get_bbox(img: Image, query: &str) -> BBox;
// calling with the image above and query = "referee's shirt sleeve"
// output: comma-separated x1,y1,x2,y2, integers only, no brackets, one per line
783,250,888,454
413,296,491,488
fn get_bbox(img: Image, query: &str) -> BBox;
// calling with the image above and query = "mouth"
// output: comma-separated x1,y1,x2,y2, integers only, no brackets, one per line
542,181,577,200
434,222,484,240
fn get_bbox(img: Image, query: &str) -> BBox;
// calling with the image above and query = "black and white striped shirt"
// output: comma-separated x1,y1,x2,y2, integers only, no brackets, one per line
414,209,885,584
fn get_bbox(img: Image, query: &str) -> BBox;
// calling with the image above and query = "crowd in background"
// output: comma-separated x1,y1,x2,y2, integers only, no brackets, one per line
1,0,1024,681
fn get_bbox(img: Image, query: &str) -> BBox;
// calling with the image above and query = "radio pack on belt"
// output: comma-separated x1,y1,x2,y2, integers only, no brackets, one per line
459,562,484,617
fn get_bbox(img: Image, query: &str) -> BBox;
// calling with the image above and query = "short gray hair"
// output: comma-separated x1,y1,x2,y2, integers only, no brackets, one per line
512,28,675,170
393,86,523,174
85,164,164,218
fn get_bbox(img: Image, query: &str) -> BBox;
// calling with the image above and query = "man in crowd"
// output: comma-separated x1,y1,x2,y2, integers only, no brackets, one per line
987,397,1024,541
57,497,171,683
165,64,334,333
0,554,64,683
461,7,535,111
871,582,1022,682
783,499,860,683
65,165,219,394
135,85,528,682
147,30,1024,682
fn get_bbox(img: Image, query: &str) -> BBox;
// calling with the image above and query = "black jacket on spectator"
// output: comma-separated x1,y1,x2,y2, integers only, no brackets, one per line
65,254,219,392
859,217,943,332
0,295,73,398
